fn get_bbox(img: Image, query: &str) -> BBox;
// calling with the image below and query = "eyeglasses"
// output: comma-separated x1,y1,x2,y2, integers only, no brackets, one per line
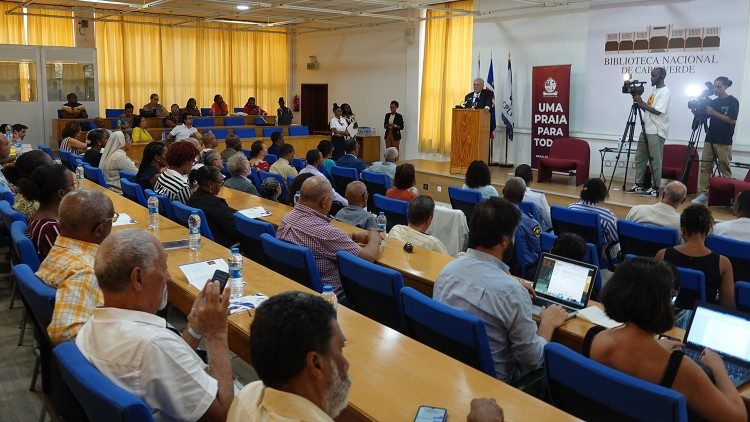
98,212,119,226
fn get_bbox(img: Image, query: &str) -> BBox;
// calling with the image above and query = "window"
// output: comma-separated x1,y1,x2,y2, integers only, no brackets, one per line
0,61,38,102
45,62,95,102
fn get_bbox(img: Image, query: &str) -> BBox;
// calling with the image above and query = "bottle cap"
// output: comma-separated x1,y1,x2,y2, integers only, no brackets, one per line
323,284,333,292
231,246,240,254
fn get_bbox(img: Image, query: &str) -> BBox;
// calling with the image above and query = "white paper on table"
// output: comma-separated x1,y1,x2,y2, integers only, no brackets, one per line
179,259,228,291
112,213,137,226
576,306,624,329
238,207,271,219
346,122,358,138
228,293,269,314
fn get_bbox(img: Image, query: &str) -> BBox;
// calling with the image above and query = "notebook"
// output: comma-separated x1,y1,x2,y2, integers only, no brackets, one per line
530,253,598,318
684,303,750,387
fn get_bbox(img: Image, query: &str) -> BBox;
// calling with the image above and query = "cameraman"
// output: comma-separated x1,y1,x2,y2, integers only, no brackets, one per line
692,76,739,204
627,67,671,197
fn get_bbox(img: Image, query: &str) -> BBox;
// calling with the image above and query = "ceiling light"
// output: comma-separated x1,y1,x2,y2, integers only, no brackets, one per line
77,0,137,6
213,18,261,25
236,4,250,10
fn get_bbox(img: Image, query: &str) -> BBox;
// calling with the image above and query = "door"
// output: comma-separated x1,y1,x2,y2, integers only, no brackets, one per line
301,84,328,134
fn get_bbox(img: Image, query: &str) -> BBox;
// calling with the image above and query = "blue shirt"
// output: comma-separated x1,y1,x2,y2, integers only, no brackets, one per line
462,183,499,200
433,249,546,382
515,204,542,274
336,154,366,173
567,200,619,247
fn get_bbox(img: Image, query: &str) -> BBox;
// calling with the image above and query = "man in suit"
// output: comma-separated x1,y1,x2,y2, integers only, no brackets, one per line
336,138,366,173
464,78,494,109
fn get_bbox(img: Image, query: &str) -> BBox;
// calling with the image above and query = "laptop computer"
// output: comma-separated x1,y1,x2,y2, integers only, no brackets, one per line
530,253,598,318
684,302,750,387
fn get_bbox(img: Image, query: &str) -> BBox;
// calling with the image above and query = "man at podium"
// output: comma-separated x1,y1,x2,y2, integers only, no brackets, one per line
464,78,494,109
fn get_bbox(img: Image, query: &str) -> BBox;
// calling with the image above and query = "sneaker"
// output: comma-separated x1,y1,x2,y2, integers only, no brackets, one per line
626,186,646,194
691,193,708,204
641,188,659,197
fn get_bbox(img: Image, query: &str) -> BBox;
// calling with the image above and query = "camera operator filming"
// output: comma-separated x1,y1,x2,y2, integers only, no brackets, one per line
691,76,739,204
626,67,671,197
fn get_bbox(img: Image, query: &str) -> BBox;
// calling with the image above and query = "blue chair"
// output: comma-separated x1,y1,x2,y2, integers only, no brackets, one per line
262,127,282,137
120,178,147,207
119,170,137,183
234,128,257,138
373,194,408,232
223,116,245,126
264,154,278,166
11,221,40,271
233,212,276,266
288,126,310,136
291,158,306,172
58,149,71,170
674,266,707,311
617,220,680,258
448,186,483,226
171,201,214,241
258,170,287,200
193,117,214,128
706,235,750,284
250,167,261,188
540,232,603,298
551,205,610,268
53,342,154,422
68,152,83,172
37,144,54,158
0,184,15,205
105,108,124,118
338,251,404,330
200,107,211,117
331,165,358,197
241,148,253,159
544,342,688,421
287,176,295,190
233,107,244,113
361,170,391,211
0,199,27,229
144,189,176,221
519,201,543,224
211,129,229,140
735,281,750,313
83,164,108,188
260,233,323,292
400,287,495,377
255,116,269,125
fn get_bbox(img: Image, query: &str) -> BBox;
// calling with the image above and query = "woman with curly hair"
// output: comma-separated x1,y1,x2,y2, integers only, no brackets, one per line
462,160,498,199
154,141,200,203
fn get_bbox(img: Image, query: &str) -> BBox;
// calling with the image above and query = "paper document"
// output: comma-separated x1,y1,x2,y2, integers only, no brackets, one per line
577,306,624,329
238,207,271,219
228,293,269,314
179,259,229,291
346,122,358,138
112,213,137,226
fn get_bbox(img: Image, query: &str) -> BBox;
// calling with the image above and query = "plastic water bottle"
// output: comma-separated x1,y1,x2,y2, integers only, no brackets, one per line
293,191,300,207
376,212,387,233
75,165,84,186
322,284,338,310
161,131,166,142
4,124,12,144
147,195,160,230
228,246,244,299
188,213,201,251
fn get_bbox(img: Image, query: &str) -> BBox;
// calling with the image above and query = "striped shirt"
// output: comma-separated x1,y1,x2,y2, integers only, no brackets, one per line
387,225,449,255
568,200,619,247
154,168,191,203
60,137,85,154
27,218,59,260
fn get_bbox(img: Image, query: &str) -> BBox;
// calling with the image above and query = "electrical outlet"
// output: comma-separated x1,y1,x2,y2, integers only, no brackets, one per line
423,183,428,190
437,186,442,192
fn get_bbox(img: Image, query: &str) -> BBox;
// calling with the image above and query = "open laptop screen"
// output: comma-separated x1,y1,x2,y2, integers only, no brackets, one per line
686,305,750,362
533,254,596,309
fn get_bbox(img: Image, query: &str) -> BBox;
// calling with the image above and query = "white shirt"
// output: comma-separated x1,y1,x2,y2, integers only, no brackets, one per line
299,165,348,205
642,86,670,138
712,217,750,242
329,117,348,136
388,224,449,255
427,206,468,256
169,124,198,141
227,381,333,422
625,201,681,233
76,308,218,422
523,187,552,232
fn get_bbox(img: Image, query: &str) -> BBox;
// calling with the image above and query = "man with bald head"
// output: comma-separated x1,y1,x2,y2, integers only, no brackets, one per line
365,146,399,181
626,180,687,232
36,188,114,344
503,177,541,276
334,181,376,230
76,229,234,421
277,176,382,300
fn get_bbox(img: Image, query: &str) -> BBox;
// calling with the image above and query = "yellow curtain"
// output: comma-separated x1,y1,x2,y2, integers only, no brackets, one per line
0,2,24,44
121,16,163,108
27,8,74,47
230,30,289,115
95,17,126,109
418,0,473,155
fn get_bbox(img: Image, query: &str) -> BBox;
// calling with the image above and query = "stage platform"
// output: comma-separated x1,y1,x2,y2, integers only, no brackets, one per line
407,159,735,223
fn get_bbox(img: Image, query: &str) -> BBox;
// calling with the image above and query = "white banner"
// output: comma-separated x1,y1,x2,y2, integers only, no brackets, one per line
583,0,748,142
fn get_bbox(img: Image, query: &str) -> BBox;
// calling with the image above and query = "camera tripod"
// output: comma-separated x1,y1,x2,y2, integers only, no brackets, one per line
679,114,720,184
608,102,652,191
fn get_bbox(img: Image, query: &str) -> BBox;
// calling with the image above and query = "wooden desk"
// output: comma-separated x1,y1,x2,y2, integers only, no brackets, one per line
78,179,577,421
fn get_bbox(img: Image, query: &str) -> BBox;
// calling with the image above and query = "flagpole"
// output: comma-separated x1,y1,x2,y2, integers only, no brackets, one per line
499,51,514,168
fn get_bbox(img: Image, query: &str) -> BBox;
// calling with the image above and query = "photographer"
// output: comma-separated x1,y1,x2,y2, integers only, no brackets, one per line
627,67,671,197
692,76,739,204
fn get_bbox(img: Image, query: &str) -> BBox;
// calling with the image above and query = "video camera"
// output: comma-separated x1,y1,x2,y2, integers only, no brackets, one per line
621,74,645,96
686,81,715,112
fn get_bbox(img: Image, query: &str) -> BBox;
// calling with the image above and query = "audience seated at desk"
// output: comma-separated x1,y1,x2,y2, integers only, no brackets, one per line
269,143,299,183
141,93,168,117
118,103,135,130
434,197,567,383
165,103,183,128
300,149,348,205
23,164,75,260
224,153,259,196
135,141,167,191
277,176,382,300
37,189,113,344
221,134,242,163
713,191,750,242
77,229,234,421
388,195,449,255
463,160,499,200
277,97,293,123
184,98,201,118
131,116,153,143
258,177,282,202
187,166,239,248
527,233,587,280
386,163,417,202
243,97,267,116
155,141,200,203
59,121,87,154
336,139,366,173
268,131,285,158
625,181,687,233
59,92,88,119
503,177,542,277
212,94,229,116
584,258,746,422
568,178,619,254
248,140,271,172
335,181,375,229
1,150,53,219
366,146,398,181
100,131,137,192
196,150,223,174
168,114,202,143
515,164,552,232
317,139,336,178
83,129,108,167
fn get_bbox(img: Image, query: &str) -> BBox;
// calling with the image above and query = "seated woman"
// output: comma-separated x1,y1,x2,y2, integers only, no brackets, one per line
131,116,153,143
183,98,200,117
154,141,200,203
258,177,281,202
135,141,166,191
187,166,238,248
59,121,87,154
99,131,138,192
242,97,267,116
224,152,259,195
568,178,619,254
277,97,293,122
1,150,53,219
20,164,75,259
317,139,336,178
462,160,498,199
656,204,734,317
83,129,109,167
164,104,182,128
211,94,229,116
386,163,417,202
585,257,746,422
248,140,270,172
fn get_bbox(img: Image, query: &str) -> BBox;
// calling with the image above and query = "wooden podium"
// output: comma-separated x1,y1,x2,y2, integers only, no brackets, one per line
449,108,490,174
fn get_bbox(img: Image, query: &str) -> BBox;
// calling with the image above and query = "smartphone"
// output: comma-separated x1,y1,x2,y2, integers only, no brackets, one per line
414,406,447,422
212,269,230,293
162,239,190,250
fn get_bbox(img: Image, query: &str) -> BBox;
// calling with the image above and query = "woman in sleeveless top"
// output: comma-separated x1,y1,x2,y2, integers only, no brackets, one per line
655,204,734,309
584,258,745,421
